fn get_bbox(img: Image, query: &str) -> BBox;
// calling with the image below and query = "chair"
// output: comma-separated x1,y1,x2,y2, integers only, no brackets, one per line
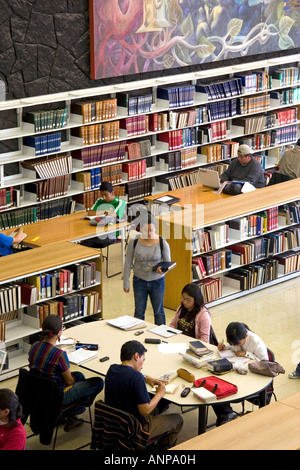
91,400,170,451
15,368,93,450
240,348,278,414
267,171,292,186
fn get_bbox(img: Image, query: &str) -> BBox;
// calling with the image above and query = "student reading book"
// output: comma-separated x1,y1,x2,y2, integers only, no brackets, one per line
0,229,25,256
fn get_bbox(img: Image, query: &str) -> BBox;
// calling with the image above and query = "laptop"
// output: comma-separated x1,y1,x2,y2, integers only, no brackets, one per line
199,168,222,190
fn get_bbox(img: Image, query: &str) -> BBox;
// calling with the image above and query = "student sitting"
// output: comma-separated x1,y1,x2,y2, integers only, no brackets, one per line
104,340,183,447
170,283,216,344
213,322,268,426
0,229,24,256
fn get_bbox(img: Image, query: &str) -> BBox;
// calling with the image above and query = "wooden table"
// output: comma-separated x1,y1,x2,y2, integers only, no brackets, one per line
145,183,231,210
64,320,272,434
172,399,300,450
3,211,129,265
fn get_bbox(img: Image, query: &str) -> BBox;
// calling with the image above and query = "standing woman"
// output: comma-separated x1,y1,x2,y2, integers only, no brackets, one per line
170,283,216,344
0,389,27,450
123,211,171,325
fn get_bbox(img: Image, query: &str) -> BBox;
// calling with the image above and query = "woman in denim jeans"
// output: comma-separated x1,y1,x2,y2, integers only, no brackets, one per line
123,211,171,325
28,315,103,431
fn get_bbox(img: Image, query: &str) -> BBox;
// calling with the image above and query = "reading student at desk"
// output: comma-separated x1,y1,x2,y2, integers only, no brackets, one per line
82,181,126,249
213,322,269,426
0,229,25,256
170,283,217,344
220,144,266,194
104,340,183,448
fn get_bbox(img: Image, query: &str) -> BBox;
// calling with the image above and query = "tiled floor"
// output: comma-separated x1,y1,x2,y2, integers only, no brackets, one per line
2,245,300,450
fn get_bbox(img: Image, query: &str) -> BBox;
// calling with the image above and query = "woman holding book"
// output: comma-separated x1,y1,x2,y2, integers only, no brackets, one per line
170,283,217,344
0,229,24,256
123,210,171,325
28,314,103,431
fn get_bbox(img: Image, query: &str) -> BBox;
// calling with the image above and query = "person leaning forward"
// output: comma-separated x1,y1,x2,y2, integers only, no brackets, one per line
104,340,183,448
220,144,266,194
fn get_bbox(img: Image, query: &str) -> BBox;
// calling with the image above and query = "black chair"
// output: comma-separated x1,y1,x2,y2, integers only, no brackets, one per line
16,368,93,450
267,171,292,186
91,400,170,451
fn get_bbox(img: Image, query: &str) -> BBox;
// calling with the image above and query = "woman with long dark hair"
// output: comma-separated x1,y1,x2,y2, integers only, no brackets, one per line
0,389,26,450
170,283,214,343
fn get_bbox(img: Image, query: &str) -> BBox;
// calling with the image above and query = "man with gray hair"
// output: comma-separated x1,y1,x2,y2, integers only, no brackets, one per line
220,144,266,194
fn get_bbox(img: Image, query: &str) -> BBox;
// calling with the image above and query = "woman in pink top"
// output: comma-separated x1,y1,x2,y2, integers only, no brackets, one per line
0,389,26,450
170,283,217,344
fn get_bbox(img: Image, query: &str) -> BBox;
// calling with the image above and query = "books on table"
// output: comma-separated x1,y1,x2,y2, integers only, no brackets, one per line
106,315,146,330
67,348,97,365
191,387,217,403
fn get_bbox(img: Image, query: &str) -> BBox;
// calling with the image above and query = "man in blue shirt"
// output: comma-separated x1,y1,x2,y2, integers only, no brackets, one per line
0,230,24,256
105,340,183,447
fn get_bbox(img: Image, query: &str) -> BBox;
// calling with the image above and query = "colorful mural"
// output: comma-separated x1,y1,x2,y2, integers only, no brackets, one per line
89,0,300,79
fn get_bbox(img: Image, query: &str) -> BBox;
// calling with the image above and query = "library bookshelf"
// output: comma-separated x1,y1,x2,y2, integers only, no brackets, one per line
0,242,102,381
0,54,300,229
158,179,300,311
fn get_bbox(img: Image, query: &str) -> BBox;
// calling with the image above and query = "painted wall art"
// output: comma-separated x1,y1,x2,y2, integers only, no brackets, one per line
89,0,300,79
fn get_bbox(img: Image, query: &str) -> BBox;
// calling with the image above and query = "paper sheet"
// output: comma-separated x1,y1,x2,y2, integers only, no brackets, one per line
157,343,187,354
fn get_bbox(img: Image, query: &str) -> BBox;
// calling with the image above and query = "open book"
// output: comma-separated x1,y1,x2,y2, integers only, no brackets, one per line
67,348,97,365
9,228,27,244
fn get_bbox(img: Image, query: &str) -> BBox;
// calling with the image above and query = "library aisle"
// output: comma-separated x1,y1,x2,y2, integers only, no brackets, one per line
2,243,300,450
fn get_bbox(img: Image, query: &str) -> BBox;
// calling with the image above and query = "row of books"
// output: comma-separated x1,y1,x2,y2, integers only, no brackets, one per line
24,108,68,132
200,141,239,163
148,112,168,132
72,142,126,167
272,66,299,86
192,225,300,279
155,147,198,172
0,187,14,211
122,159,146,181
120,115,149,137
22,154,73,179
240,124,298,150
0,198,75,230
71,98,117,123
271,88,300,105
24,261,98,302
234,107,297,136
157,125,217,150
169,107,208,129
101,163,123,185
224,259,279,291
193,277,222,303
75,168,101,191
125,139,151,160
26,289,101,326
192,209,279,254
192,250,232,278
238,93,271,115
117,92,152,116
72,121,120,145
24,132,62,156
157,85,195,108
25,175,70,201
278,202,300,225
127,179,152,202
196,78,243,100
274,249,300,274
206,98,238,121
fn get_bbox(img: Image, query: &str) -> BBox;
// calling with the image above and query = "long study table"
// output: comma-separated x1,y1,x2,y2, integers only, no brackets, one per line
64,319,272,435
